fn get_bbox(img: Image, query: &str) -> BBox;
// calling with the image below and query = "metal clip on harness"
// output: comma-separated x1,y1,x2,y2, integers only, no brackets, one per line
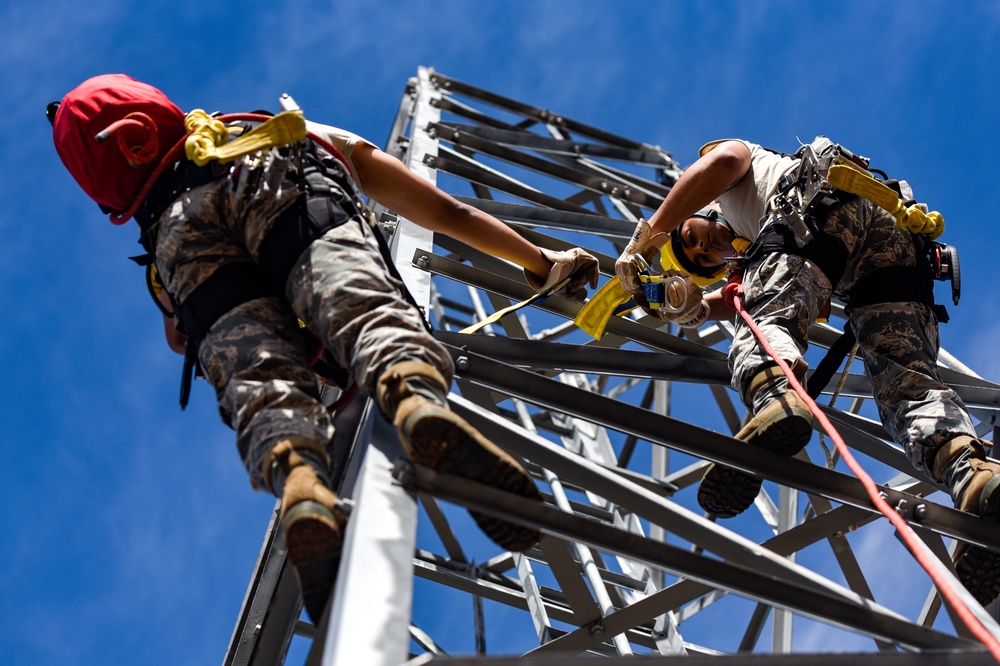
771,141,868,245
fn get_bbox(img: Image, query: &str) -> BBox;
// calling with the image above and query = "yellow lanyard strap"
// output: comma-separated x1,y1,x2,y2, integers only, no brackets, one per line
460,277,571,335
827,164,944,239
573,278,634,340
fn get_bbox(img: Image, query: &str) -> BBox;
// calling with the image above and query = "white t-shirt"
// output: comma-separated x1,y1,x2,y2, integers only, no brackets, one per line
700,139,799,242
305,120,377,196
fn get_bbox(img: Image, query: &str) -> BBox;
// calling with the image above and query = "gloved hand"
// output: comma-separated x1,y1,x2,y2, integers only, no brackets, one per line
658,271,710,329
524,247,600,301
615,218,667,304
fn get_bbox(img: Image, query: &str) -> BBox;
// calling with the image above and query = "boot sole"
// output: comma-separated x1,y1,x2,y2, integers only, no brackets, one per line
403,404,542,551
283,500,343,623
697,408,812,519
955,474,1000,606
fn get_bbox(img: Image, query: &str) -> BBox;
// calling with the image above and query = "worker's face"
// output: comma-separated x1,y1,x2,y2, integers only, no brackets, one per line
678,215,734,271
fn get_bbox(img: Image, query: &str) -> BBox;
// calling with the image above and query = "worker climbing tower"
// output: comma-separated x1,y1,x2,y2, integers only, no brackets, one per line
223,67,1000,665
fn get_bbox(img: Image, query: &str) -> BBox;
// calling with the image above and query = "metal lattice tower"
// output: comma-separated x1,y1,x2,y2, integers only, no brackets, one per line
223,67,1000,665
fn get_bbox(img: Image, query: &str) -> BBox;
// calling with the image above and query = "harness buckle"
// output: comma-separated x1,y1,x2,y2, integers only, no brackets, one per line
634,255,691,314
639,273,689,314
777,138,869,240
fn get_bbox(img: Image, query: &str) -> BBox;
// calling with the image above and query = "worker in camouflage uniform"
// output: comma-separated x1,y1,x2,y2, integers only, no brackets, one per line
615,137,1000,605
51,74,600,623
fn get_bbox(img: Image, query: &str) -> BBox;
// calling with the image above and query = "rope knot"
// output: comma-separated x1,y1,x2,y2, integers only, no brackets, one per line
723,271,744,310
893,205,944,239
184,109,231,166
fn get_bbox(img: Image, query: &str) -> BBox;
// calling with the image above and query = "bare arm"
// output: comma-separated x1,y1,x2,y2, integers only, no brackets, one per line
647,140,751,237
616,140,750,325
351,143,551,277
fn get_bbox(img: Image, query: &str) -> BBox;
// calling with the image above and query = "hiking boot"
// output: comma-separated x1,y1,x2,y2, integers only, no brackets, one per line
378,361,542,551
397,399,542,550
698,365,813,518
935,436,1000,605
267,439,346,624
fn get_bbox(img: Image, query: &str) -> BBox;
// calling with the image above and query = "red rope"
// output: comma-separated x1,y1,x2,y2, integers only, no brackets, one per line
97,112,160,166
730,280,1000,660
109,133,188,225
723,259,745,311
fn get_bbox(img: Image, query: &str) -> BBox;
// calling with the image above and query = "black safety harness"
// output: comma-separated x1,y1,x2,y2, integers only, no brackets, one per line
132,123,420,408
741,154,957,399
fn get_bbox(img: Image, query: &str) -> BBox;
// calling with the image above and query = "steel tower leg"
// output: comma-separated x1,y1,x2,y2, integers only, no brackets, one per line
226,67,1000,664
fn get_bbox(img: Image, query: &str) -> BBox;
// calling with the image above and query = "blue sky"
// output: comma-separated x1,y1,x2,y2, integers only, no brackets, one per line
2,1,1000,663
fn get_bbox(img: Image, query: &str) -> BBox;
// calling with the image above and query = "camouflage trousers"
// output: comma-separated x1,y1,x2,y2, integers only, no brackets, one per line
730,197,975,476
155,171,452,490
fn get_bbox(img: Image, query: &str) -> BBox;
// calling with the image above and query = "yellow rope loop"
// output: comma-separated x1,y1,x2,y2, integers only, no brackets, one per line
895,205,945,239
184,110,230,166
925,210,945,239
183,108,308,166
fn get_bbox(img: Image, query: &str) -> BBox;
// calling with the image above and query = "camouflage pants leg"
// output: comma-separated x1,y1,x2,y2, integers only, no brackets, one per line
198,296,335,490
285,217,454,406
849,302,976,476
732,196,976,475
729,195,874,401
729,252,831,402
834,199,975,473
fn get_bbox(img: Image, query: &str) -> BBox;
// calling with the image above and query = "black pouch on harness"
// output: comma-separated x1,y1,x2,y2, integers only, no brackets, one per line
256,156,358,287
802,235,950,399
174,258,352,409
174,262,286,409
805,262,946,399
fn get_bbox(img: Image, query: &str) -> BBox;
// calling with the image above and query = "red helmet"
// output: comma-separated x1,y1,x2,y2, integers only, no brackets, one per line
52,74,186,217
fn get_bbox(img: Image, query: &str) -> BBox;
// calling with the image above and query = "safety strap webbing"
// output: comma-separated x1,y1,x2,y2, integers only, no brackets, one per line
573,278,635,340
827,164,945,239
806,263,945,400
460,276,573,335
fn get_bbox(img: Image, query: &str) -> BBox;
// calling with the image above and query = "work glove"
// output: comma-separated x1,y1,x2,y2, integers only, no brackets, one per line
656,271,710,329
524,247,600,301
615,218,710,328
615,218,667,303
